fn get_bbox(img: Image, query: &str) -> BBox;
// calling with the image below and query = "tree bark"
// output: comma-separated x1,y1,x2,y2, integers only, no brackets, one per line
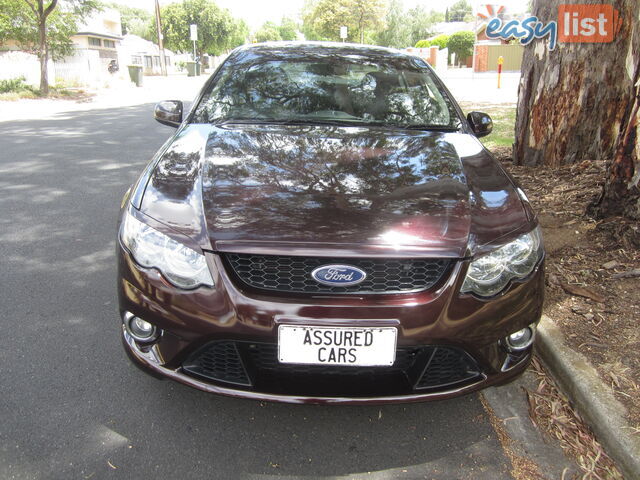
39,18,48,95
33,0,58,96
514,0,637,168
588,65,640,222
589,4,640,222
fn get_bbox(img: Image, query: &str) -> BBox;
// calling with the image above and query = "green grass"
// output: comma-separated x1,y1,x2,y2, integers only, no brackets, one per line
0,76,40,100
0,76,85,101
458,102,516,151
0,90,40,101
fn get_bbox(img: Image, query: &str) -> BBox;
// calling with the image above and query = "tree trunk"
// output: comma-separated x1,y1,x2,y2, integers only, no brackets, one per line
514,0,637,168
588,3,640,222
588,65,640,222
35,0,58,96
39,19,48,96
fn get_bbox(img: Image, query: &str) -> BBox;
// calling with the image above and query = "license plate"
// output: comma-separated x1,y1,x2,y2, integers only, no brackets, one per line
278,325,397,366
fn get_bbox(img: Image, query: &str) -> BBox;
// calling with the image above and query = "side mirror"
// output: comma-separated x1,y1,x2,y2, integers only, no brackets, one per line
467,111,493,138
154,100,183,128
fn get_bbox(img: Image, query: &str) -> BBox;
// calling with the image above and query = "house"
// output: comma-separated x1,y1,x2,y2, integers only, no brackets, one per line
476,23,510,44
0,8,125,86
118,34,175,76
429,21,477,37
44,8,125,86
70,8,123,66
473,13,531,72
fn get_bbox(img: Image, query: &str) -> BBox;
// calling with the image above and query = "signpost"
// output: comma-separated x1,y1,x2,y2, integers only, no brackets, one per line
340,26,347,42
190,24,198,61
154,0,166,75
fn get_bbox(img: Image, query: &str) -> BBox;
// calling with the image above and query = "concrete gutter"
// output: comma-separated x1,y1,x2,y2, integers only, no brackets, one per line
536,315,640,479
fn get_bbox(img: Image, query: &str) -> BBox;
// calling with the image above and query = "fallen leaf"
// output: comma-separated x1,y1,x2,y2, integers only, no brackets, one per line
560,283,606,303
611,269,640,279
571,305,589,315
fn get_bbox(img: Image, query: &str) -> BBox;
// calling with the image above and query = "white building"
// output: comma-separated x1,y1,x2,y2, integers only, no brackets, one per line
70,8,123,66
0,8,125,87
49,8,124,86
118,35,176,76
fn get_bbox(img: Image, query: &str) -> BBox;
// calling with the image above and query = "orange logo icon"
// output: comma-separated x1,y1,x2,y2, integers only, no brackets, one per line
558,4,621,43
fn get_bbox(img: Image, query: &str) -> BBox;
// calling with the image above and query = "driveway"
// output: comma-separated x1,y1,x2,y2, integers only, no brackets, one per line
439,68,520,104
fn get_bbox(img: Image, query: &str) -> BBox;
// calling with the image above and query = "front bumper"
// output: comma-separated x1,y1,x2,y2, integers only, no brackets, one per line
118,243,544,404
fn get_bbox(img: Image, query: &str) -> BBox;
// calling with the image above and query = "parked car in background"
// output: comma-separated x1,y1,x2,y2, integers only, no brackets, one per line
117,42,544,404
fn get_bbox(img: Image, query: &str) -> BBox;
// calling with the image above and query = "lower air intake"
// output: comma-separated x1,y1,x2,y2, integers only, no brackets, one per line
182,341,482,396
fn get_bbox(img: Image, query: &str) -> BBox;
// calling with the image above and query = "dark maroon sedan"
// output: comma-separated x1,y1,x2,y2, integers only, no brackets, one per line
117,43,544,404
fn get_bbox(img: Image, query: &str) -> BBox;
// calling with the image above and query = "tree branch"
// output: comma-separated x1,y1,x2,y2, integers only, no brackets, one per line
43,0,58,19
21,0,38,17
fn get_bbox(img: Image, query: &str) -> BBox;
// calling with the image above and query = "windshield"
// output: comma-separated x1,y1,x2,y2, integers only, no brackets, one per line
192,48,462,130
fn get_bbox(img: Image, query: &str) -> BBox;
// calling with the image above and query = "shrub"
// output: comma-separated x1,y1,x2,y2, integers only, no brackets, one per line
447,31,475,64
415,34,449,50
0,76,38,94
429,34,449,50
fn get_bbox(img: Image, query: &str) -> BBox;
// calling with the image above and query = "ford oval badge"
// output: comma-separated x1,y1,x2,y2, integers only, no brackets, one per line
311,265,367,286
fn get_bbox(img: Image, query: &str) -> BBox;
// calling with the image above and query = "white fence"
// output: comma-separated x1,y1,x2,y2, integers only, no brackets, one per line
54,48,104,87
435,48,449,76
0,48,115,88
0,51,54,86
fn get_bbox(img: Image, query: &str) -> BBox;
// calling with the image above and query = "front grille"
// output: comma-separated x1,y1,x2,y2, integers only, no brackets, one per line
414,347,481,390
182,341,482,397
182,341,251,386
223,254,451,294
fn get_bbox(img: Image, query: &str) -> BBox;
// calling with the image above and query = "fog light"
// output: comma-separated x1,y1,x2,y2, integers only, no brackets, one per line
123,313,159,343
504,325,536,352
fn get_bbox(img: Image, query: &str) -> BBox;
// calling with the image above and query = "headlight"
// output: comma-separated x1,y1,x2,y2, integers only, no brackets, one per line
120,211,214,289
461,226,543,297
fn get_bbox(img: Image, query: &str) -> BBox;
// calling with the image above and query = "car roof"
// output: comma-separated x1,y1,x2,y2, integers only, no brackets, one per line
231,41,420,62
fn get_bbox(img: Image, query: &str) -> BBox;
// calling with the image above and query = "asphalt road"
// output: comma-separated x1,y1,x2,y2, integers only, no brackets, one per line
0,94,569,480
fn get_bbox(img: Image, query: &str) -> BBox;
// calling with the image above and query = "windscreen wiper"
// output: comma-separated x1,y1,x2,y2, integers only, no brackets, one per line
213,118,368,128
212,117,273,125
212,118,459,132
399,124,460,132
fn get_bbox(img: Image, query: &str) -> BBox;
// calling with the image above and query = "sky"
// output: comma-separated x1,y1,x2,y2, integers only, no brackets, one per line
115,0,530,29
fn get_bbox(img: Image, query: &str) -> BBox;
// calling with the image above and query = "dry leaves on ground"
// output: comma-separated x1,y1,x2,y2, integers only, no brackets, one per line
495,151,640,431
526,357,623,480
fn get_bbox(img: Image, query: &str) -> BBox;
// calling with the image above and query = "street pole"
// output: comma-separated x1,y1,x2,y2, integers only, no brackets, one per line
472,4,479,79
190,24,198,62
154,0,167,76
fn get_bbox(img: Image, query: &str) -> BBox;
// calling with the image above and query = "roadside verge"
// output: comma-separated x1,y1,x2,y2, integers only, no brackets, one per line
536,315,640,479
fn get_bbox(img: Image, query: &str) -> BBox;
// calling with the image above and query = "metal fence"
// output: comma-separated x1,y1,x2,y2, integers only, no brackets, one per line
487,44,524,72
